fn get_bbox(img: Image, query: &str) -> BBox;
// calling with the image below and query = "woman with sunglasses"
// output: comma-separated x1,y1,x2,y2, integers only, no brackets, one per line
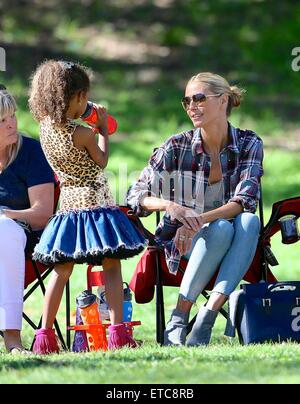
126,72,263,346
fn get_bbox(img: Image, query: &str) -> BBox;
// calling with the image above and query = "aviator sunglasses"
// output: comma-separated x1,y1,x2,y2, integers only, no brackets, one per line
181,92,222,111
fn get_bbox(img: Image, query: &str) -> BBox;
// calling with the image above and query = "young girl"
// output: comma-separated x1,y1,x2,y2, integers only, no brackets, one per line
29,60,147,354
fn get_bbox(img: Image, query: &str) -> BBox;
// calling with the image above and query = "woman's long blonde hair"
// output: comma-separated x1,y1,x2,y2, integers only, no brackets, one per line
0,86,22,169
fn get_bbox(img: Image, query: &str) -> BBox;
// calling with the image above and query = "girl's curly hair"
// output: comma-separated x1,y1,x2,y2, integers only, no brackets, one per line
29,60,92,126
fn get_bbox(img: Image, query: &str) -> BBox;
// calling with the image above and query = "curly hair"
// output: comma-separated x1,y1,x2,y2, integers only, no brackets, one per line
29,60,92,126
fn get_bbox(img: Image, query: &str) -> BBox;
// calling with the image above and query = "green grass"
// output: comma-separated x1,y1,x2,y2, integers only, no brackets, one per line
1,344,300,384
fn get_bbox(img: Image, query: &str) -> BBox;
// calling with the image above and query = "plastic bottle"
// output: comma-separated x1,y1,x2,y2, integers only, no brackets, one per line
123,282,133,323
80,101,118,135
76,290,107,351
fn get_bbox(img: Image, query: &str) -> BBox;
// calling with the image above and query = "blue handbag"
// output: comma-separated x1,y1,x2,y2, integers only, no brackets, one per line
235,282,300,344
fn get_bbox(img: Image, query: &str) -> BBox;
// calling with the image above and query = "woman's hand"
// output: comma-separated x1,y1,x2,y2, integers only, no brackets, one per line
166,201,203,232
174,225,200,256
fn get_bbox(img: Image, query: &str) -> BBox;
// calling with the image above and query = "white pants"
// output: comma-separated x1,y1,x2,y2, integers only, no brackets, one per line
0,216,27,331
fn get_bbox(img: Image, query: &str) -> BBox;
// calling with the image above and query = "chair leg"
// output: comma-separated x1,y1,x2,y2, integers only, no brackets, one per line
23,313,38,331
186,290,228,335
26,262,68,351
28,316,67,352
54,319,67,351
155,251,166,345
66,280,71,350
23,268,53,302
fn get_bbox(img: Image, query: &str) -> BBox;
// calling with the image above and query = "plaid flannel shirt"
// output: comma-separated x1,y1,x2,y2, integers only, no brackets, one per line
125,123,264,275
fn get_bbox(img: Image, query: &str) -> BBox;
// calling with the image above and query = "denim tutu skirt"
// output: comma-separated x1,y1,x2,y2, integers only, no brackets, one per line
32,207,147,265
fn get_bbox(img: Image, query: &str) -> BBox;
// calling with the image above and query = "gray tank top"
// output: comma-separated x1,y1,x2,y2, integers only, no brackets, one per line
203,180,224,213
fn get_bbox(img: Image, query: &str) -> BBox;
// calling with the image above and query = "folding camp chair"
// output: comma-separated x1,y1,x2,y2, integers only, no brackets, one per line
127,184,297,345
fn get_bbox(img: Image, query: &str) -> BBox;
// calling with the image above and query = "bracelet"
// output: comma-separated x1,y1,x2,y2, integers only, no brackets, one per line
0,208,5,216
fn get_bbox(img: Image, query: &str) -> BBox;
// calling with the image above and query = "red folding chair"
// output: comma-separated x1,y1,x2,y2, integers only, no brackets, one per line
126,185,300,345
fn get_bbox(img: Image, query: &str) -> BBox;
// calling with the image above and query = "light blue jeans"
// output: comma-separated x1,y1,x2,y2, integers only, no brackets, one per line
179,212,260,301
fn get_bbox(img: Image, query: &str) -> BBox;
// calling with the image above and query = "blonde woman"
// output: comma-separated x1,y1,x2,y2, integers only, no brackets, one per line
0,85,55,354
126,72,263,346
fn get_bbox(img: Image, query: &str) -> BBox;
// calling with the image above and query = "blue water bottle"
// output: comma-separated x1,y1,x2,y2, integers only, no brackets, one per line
123,282,133,322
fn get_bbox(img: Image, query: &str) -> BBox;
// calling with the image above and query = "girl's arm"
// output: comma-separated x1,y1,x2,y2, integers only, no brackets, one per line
75,126,109,169
72,106,109,169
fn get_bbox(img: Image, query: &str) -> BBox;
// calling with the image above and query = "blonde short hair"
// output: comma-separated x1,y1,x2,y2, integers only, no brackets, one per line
187,72,246,116
0,86,22,169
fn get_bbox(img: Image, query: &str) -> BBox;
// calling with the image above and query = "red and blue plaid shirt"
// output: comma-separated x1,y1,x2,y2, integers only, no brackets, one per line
126,123,264,274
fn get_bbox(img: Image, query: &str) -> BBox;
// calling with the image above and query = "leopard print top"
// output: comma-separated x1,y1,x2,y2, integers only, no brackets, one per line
39,117,115,211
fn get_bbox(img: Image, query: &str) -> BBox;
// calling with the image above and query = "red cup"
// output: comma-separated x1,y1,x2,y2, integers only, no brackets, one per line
80,101,118,135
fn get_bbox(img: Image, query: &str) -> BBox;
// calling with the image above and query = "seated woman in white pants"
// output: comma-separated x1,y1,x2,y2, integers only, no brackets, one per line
0,85,54,354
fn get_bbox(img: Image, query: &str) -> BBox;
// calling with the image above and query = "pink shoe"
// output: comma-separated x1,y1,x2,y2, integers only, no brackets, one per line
33,329,60,355
108,324,138,350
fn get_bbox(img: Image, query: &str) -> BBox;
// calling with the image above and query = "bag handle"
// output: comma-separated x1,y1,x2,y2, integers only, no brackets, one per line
267,282,298,293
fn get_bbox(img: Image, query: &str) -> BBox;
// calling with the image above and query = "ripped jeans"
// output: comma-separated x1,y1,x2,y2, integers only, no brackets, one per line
179,212,260,302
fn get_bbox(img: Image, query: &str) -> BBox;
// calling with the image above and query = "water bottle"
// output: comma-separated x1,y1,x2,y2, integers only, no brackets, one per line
80,101,118,135
123,282,133,323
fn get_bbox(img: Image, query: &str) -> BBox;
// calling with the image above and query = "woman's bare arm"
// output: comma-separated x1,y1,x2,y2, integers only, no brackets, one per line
201,201,243,224
3,183,54,230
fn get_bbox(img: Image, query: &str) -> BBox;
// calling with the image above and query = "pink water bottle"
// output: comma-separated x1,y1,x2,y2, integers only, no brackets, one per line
80,101,118,135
